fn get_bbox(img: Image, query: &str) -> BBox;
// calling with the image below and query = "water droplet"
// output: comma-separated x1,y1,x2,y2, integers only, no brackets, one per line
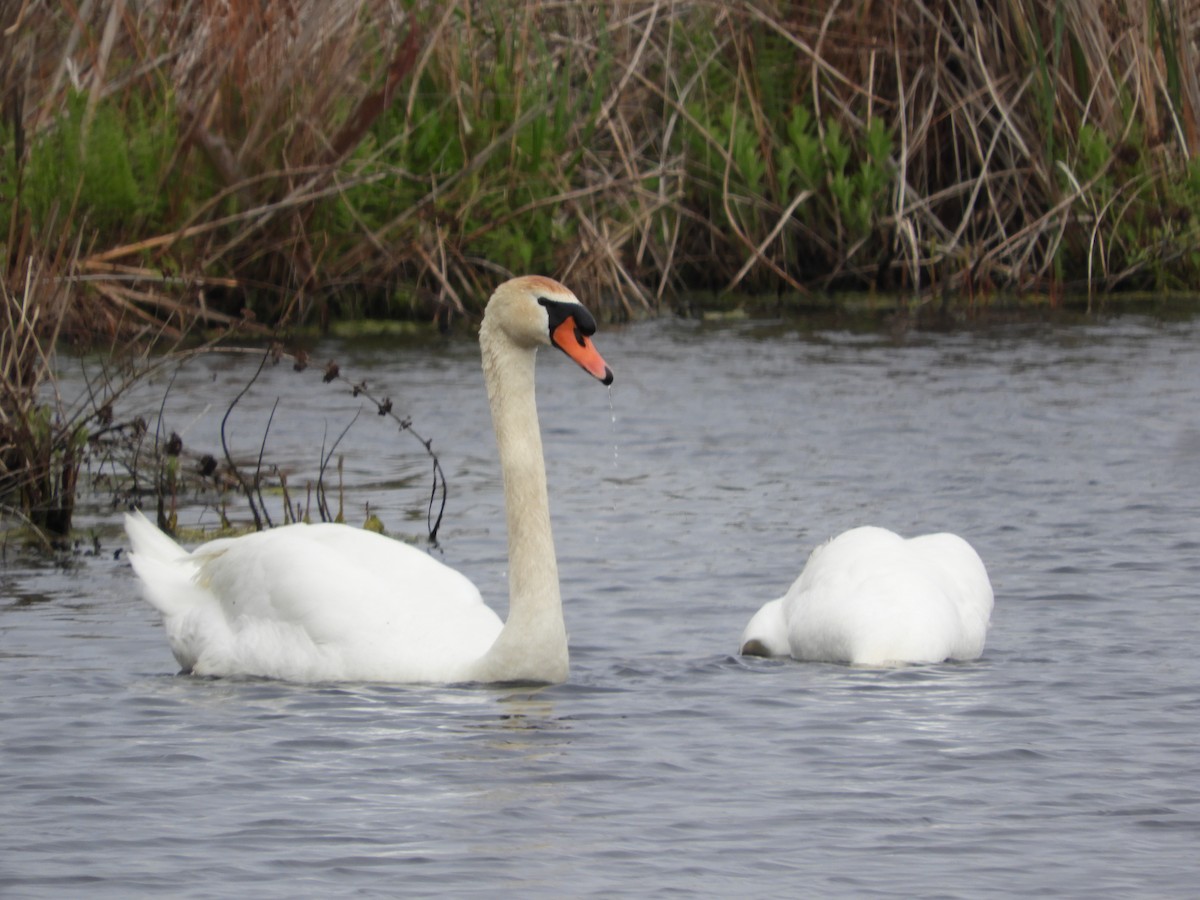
607,389,619,466
606,385,620,511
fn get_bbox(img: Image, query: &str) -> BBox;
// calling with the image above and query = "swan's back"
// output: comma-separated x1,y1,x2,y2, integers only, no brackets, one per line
741,526,993,665
125,511,501,683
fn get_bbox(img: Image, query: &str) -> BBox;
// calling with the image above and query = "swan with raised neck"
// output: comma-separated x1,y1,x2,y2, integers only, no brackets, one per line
124,275,612,685
471,275,613,681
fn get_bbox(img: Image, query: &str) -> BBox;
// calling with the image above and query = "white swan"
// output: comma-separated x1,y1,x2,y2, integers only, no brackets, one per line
739,526,993,665
125,276,613,684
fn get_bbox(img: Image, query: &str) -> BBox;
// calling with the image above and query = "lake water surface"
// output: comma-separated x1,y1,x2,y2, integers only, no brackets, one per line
3,305,1199,897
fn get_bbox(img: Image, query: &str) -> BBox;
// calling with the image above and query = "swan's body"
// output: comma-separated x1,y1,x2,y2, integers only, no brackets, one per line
739,526,993,666
126,276,613,684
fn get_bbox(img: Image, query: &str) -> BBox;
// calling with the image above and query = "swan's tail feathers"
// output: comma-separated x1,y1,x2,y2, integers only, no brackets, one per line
124,511,203,619
124,510,187,561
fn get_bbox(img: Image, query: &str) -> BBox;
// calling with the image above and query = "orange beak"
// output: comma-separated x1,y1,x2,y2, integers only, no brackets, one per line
551,317,614,385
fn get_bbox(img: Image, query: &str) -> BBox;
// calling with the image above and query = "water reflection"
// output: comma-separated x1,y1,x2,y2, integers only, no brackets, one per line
3,308,1200,897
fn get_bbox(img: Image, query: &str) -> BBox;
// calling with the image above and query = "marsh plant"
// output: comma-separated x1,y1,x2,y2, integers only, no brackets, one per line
1,256,78,537
0,241,446,540
3,0,1200,538
2,0,1197,327
0,246,193,540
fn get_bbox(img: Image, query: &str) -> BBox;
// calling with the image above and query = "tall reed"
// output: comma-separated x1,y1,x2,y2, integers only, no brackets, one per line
2,0,1198,326
3,0,1199,538
1,252,76,537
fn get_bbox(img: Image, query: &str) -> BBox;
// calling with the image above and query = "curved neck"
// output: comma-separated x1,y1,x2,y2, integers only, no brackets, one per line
473,322,568,683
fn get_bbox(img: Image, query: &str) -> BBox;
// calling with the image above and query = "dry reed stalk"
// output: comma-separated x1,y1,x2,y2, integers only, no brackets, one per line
6,0,1200,324
1,251,76,534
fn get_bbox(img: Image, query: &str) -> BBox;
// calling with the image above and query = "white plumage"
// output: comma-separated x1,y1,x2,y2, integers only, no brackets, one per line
126,276,613,684
739,526,993,665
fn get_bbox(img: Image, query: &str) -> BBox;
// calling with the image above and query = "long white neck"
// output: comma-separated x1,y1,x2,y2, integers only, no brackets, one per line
470,319,568,683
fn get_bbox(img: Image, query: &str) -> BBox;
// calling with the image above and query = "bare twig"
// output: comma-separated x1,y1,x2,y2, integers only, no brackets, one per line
219,350,271,532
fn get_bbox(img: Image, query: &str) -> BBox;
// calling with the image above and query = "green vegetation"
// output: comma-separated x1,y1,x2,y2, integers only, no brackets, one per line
18,90,180,240
3,0,1198,329
3,0,1200,538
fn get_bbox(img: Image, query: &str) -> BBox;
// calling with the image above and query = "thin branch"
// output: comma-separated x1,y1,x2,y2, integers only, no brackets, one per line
315,409,360,524
219,350,272,531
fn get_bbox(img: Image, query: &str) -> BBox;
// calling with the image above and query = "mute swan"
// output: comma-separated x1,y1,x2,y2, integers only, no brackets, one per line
125,276,613,685
739,526,993,665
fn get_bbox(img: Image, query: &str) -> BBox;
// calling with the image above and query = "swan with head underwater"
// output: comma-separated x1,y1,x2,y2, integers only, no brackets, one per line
125,276,613,685
739,526,994,666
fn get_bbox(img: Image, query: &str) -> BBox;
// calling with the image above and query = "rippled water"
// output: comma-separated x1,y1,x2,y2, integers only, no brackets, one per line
4,306,1200,897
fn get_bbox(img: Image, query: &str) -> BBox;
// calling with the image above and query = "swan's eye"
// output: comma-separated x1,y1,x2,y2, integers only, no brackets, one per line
539,297,597,337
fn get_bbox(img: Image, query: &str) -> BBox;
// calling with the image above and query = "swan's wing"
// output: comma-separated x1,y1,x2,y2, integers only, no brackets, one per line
781,527,992,664
907,532,994,657
192,525,488,632
183,524,501,681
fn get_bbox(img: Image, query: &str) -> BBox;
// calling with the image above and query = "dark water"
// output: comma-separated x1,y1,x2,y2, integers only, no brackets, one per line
3,308,1200,897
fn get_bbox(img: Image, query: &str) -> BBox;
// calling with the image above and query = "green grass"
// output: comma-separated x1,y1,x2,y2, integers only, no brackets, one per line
2,0,1199,324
